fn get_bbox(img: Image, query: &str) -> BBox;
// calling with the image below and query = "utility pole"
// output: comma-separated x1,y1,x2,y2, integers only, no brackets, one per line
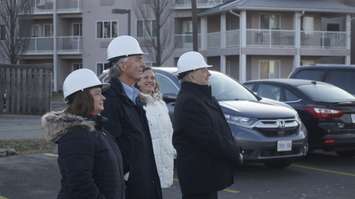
191,0,198,51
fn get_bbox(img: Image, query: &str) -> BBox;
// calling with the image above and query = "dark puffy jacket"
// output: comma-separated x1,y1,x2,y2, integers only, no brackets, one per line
102,78,162,199
41,111,125,199
173,82,240,194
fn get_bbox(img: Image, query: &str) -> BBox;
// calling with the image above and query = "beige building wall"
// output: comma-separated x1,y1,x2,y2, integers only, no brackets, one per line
248,56,293,80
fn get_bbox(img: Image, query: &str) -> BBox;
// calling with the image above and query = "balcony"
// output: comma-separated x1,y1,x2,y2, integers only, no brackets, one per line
57,36,82,54
301,31,346,49
25,37,53,54
175,0,224,9
247,29,295,48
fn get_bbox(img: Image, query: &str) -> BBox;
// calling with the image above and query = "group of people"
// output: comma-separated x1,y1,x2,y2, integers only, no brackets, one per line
41,35,241,199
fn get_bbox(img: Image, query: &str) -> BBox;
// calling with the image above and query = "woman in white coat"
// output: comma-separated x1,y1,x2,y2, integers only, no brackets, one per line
136,67,176,188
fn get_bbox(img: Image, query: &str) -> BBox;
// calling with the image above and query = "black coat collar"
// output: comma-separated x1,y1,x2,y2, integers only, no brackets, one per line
181,82,212,99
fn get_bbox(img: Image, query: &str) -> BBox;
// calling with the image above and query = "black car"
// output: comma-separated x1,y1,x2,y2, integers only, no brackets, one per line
244,79,355,157
289,64,355,95
151,67,308,168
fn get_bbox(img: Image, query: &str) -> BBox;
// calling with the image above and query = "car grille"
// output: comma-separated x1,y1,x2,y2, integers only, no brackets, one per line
254,119,299,137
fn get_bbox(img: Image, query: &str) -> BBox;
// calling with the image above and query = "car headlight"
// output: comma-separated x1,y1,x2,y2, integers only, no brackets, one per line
295,113,307,137
224,114,256,128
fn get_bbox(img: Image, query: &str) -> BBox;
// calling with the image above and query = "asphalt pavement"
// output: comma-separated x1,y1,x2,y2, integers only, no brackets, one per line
0,152,354,199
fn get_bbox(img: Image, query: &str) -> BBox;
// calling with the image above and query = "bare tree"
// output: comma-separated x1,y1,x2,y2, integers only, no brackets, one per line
0,0,32,64
135,0,174,66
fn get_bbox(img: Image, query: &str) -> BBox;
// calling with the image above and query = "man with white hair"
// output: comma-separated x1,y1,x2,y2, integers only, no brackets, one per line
102,35,162,199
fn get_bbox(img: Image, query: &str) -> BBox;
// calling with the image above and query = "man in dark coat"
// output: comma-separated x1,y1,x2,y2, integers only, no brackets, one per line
173,51,241,199
101,35,162,199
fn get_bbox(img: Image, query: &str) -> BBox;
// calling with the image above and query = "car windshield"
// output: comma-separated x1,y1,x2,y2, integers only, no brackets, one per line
209,72,257,101
298,84,355,103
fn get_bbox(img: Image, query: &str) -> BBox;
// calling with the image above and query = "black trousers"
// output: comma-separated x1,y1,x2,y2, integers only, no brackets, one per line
182,192,218,199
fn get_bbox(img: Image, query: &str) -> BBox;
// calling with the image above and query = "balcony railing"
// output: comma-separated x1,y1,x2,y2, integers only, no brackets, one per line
57,0,82,13
31,0,81,14
25,37,54,53
226,29,240,48
24,36,82,54
247,29,295,48
175,33,200,49
175,0,224,9
32,0,53,14
57,36,82,53
301,31,347,49
207,32,221,49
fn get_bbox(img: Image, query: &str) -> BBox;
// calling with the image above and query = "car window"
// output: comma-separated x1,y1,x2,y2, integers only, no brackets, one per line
155,73,179,95
256,84,281,101
298,83,355,103
284,89,300,102
209,72,257,101
324,70,355,95
243,83,254,90
292,70,324,81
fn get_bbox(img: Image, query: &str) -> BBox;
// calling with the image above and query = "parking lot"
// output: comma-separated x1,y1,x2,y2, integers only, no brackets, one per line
0,151,354,199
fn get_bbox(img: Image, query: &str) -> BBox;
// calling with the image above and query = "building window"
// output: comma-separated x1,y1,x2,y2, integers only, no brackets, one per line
32,24,40,37
42,23,53,37
0,25,5,40
96,62,110,75
72,63,83,71
96,21,118,38
259,60,281,79
260,14,281,29
72,23,82,36
137,19,157,37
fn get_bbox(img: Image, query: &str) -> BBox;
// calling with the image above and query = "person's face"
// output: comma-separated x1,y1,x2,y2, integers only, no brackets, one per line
190,68,211,85
137,69,156,95
121,55,145,83
89,87,106,115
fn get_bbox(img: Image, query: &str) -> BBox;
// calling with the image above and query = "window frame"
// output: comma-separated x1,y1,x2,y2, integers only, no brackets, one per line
96,20,118,39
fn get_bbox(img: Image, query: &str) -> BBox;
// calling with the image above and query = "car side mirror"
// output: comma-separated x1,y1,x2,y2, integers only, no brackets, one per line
163,93,177,103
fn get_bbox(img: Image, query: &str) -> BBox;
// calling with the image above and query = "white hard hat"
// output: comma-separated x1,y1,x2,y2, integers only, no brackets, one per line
63,68,108,101
177,51,212,75
106,35,144,61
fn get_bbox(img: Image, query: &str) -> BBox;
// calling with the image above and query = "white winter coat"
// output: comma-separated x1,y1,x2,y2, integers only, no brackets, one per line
141,93,176,188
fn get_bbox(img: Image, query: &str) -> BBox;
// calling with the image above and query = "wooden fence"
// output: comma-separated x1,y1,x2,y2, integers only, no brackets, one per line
0,64,52,115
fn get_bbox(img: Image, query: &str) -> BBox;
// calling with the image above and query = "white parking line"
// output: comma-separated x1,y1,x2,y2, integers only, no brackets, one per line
43,153,58,157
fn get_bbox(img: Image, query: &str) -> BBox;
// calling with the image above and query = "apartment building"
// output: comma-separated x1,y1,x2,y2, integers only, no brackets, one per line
173,0,355,82
3,0,137,91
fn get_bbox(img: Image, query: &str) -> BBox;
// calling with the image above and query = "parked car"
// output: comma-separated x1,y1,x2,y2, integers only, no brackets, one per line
244,79,355,157
289,64,355,95
118,67,307,169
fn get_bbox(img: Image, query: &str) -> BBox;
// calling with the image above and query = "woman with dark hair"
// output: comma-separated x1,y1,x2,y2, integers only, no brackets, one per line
136,67,176,188
41,68,125,199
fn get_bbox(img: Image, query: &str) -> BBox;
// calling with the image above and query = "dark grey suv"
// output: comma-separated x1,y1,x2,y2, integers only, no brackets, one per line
289,64,355,95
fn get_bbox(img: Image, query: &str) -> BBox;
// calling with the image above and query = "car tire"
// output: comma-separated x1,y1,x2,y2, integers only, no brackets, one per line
336,150,355,157
264,160,292,169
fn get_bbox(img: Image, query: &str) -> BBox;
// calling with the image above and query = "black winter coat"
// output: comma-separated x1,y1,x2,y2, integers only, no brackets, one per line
173,82,240,194
102,78,162,199
41,112,125,199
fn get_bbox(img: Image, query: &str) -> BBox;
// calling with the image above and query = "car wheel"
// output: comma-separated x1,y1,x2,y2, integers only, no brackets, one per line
264,160,292,169
336,150,355,157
